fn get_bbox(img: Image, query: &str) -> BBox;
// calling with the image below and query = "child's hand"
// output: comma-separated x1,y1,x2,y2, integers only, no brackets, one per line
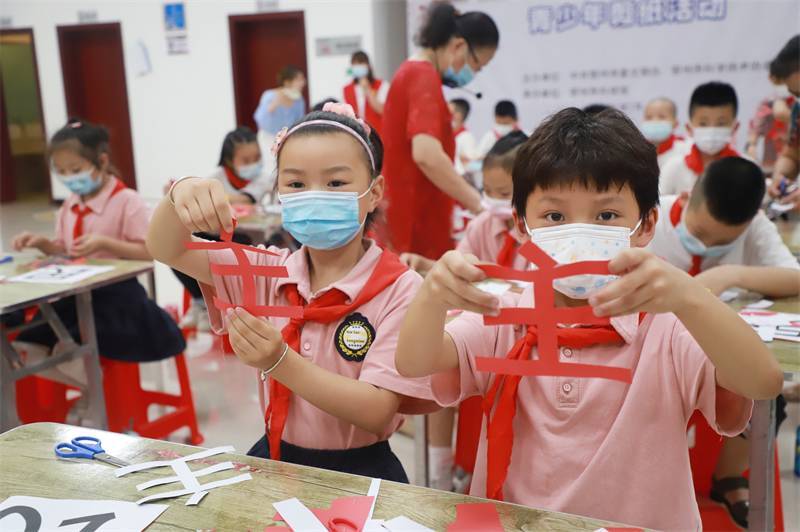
589,248,696,317
400,252,434,275
226,307,287,371
421,250,500,315
171,178,234,235
71,234,108,257
12,232,49,252
694,265,740,296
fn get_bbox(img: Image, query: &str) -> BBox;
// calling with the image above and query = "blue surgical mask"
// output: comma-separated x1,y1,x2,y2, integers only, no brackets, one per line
279,187,372,250
676,221,736,257
54,169,102,196
236,161,263,181
351,64,369,79
640,120,673,143
443,63,475,88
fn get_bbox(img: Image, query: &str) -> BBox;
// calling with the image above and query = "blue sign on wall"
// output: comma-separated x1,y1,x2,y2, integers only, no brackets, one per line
164,3,186,31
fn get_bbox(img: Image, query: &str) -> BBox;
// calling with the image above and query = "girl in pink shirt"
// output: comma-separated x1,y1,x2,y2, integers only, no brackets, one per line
9,119,185,385
395,108,783,530
147,103,433,482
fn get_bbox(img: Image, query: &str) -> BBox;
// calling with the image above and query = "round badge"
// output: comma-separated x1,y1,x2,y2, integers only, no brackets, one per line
334,312,375,362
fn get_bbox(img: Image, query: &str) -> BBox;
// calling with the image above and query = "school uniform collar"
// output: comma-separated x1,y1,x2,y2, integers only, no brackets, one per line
70,176,122,215
656,134,683,155
518,284,639,344
274,239,383,303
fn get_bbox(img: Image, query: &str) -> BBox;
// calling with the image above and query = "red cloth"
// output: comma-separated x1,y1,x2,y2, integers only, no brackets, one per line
668,198,703,276
223,166,249,191
494,231,519,268
683,143,740,175
482,324,625,501
343,78,384,135
381,60,456,259
453,125,467,138
71,179,126,240
265,250,408,460
656,134,684,155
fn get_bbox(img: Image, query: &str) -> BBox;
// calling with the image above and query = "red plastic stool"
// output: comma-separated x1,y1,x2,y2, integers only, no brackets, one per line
688,411,784,531
101,355,204,445
16,376,78,424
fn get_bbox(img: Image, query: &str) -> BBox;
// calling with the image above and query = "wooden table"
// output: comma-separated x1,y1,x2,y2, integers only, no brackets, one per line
0,423,630,531
776,218,800,255
0,254,153,432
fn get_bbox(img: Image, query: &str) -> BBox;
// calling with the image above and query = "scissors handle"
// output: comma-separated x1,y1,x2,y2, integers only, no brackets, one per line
54,442,95,460
71,435,104,454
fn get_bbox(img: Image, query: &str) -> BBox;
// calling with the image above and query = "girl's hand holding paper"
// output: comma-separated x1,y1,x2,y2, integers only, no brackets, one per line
226,306,287,371
421,250,500,316
171,177,235,235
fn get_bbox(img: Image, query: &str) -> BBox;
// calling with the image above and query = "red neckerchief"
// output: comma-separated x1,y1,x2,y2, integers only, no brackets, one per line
656,134,684,155
669,198,702,276
265,249,408,460
71,178,127,240
684,143,739,175
482,324,626,500
454,125,467,137
495,231,519,268
223,166,249,191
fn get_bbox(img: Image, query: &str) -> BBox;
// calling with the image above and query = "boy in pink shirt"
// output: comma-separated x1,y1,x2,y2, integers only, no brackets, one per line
395,107,782,530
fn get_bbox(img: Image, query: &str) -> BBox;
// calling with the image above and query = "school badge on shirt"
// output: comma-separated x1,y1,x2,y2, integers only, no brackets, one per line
335,312,375,362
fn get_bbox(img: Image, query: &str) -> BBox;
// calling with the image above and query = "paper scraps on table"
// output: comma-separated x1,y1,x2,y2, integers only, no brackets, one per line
184,220,303,319
382,515,435,532
768,200,796,214
0,496,167,532
594,528,645,532
114,445,251,506
740,309,800,343
271,495,376,531
744,299,774,310
9,264,114,285
718,290,739,302
272,498,327,532
445,503,503,532
474,241,633,383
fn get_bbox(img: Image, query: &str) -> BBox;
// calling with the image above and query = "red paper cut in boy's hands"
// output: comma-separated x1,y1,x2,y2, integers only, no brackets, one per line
446,503,503,532
185,218,303,319
272,496,375,532
474,240,633,383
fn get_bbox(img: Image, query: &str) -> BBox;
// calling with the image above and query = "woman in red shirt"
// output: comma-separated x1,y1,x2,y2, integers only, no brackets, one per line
381,2,499,259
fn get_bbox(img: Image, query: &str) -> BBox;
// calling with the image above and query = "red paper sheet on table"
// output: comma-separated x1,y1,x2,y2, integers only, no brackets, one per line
185,220,303,319
446,503,503,532
272,496,374,532
475,241,632,383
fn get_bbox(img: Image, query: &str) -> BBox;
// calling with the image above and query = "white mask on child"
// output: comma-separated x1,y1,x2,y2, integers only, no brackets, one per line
494,124,514,136
481,193,514,219
692,126,732,155
525,221,641,299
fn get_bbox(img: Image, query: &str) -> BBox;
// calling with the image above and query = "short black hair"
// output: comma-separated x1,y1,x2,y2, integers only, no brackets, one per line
512,107,659,219
484,130,528,173
277,65,303,85
312,98,339,112
218,126,258,167
417,1,499,50
450,98,470,120
49,118,113,171
689,157,765,225
770,35,800,79
495,100,517,120
689,81,738,117
582,103,612,115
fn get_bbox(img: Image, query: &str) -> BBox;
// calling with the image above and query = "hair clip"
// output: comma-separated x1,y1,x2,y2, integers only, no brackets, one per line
69,121,83,129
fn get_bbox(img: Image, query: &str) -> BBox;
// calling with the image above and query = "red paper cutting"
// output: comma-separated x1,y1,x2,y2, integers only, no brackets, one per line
272,496,374,532
446,503,503,532
475,240,632,383
185,219,303,319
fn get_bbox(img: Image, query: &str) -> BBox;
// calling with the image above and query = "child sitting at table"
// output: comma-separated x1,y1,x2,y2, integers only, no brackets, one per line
394,107,782,530
646,155,798,528
10,119,185,387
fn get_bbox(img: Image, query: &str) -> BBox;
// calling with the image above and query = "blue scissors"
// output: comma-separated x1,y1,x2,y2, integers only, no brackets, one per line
54,435,129,467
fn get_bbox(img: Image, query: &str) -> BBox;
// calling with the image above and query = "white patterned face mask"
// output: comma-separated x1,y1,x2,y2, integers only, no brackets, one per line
525,221,641,299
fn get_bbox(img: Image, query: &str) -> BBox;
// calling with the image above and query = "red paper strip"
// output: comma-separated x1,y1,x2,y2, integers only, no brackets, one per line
213,297,304,318
272,496,374,532
475,357,632,382
185,240,279,255
446,503,503,532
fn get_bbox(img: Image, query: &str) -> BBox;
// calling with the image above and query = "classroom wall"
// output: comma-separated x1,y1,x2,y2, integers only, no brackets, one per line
2,0,398,200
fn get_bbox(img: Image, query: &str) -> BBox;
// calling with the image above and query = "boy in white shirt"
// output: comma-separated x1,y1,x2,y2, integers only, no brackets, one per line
450,98,478,177
640,97,689,168
477,100,520,158
660,82,742,195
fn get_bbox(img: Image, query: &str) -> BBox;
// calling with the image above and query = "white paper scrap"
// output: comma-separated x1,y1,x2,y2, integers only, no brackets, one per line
366,478,381,522
0,496,167,532
273,497,327,532
719,290,739,302
745,299,774,310
474,279,512,296
9,265,114,285
382,515,435,532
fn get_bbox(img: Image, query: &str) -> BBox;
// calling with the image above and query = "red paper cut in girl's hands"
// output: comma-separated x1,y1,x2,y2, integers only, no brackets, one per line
184,218,303,319
272,496,375,532
445,503,503,532
474,240,633,383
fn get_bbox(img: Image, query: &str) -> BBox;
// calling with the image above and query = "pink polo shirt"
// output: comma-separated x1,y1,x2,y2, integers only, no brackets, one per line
201,240,433,450
456,211,528,270
54,176,150,259
434,285,752,531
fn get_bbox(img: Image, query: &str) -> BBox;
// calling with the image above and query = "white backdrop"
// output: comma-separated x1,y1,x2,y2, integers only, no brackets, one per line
406,0,800,150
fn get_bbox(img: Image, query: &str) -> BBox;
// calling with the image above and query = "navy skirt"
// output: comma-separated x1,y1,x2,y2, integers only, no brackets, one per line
10,278,185,362
248,434,409,483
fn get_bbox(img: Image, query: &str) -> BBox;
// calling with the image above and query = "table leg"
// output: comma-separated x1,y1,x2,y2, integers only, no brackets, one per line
0,333,21,431
748,398,776,532
413,414,429,488
75,291,108,430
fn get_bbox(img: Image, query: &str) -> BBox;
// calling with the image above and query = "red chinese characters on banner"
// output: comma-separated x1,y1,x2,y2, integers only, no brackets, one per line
475,240,632,383
185,223,302,319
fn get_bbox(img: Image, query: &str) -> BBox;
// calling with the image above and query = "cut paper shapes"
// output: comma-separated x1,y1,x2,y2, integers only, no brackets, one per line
185,220,303,319
272,496,375,531
114,445,251,506
382,516,435,532
10,265,114,285
740,310,800,343
475,241,633,383
446,503,503,532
